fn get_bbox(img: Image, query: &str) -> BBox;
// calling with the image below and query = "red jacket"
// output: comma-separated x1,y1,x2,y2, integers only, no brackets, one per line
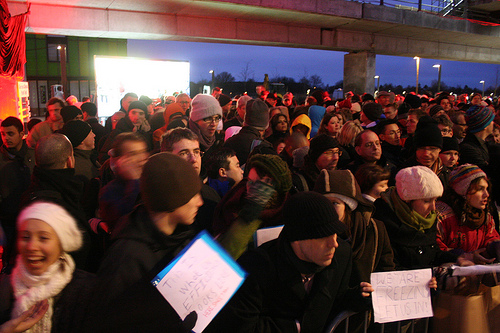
436,201,500,253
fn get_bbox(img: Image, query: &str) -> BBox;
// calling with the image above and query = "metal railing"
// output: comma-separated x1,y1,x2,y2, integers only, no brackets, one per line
350,0,500,24
325,311,431,333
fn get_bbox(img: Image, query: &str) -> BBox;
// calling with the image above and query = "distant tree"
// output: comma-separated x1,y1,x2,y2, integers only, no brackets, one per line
333,80,343,89
196,78,209,85
430,80,448,93
270,67,281,80
309,75,324,89
239,61,255,82
270,76,296,85
215,72,235,84
299,76,311,87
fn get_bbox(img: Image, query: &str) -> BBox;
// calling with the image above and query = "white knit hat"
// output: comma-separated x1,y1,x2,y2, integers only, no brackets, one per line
189,94,223,122
17,202,82,252
396,166,443,201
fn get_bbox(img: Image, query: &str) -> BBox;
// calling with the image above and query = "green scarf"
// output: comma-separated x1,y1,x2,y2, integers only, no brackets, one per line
388,188,437,232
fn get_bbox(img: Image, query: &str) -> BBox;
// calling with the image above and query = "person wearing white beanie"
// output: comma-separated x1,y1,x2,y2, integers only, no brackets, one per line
0,201,93,332
373,166,463,269
188,94,224,154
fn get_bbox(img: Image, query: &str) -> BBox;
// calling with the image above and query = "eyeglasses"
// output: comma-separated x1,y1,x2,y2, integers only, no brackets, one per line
322,149,342,157
178,149,204,159
201,115,222,124
363,141,381,148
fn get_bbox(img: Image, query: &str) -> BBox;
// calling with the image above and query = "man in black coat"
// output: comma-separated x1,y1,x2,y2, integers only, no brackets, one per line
87,153,204,332
21,133,93,271
207,192,373,333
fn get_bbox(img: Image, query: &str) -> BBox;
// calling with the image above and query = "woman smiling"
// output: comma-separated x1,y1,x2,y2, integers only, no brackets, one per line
0,202,93,332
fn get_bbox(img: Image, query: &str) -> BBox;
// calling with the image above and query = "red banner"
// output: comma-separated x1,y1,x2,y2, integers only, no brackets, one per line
0,0,29,78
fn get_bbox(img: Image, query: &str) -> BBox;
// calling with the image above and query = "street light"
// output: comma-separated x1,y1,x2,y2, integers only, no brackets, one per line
209,70,215,90
414,56,420,94
433,64,441,93
480,80,485,96
374,75,380,94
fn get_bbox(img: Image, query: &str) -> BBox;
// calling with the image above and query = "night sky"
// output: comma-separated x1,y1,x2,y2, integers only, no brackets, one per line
128,39,500,93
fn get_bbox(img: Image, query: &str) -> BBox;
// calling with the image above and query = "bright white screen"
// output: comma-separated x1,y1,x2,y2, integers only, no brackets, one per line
94,56,190,117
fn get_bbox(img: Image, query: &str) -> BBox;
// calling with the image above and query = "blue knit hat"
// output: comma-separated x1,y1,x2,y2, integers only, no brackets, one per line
466,105,494,134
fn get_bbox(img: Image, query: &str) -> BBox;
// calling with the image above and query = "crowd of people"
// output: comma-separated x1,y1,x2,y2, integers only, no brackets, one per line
0,86,499,332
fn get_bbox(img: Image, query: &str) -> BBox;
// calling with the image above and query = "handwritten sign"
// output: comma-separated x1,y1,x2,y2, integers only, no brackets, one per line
254,225,284,247
152,230,246,333
371,269,433,323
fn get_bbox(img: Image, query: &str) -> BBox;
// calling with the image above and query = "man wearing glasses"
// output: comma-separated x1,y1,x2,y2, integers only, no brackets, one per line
188,94,225,161
175,93,191,114
347,130,395,184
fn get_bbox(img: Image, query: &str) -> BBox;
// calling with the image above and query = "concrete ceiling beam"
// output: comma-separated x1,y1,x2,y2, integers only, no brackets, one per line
7,0,500,64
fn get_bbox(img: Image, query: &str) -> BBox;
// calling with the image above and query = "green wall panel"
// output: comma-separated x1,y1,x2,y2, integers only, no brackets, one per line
67,38,80,77
79,40,90,76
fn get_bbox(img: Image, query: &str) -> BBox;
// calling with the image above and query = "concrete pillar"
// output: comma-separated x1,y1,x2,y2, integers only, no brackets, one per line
343,51,376,95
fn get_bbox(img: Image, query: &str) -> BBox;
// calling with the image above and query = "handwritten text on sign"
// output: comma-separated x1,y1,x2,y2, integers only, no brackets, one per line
371,269,433,323
153,232,246,333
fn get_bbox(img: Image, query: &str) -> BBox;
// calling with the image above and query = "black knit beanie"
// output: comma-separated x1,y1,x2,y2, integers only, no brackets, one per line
308,134,340,163
217,94,231,107
362,102,383,121
283,192,347,241
429,105,444,117
404,94,422,109
140,153,202,212
60,120,92,148
128,101,149,119
413,115,443,149
441,136,459,152
60,105,82,124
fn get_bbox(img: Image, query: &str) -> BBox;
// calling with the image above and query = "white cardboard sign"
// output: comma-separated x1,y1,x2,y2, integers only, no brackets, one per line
152,231,246,332
371,268,433,323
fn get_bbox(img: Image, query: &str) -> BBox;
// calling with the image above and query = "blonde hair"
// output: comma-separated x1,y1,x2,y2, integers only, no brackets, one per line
337,121,363,146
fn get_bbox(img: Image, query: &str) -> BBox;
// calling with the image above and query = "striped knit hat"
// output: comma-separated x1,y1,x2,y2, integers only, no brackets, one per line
449,164,487,197
466,105,494,134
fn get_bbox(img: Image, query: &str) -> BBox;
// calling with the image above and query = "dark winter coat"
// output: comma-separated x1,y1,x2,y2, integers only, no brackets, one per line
224,126,266,167
374,191,457,269
459,133,490,173
87,204,196,332
205,236,356,333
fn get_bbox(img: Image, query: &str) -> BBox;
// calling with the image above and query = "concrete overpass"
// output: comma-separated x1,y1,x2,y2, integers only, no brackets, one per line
7,0,500,93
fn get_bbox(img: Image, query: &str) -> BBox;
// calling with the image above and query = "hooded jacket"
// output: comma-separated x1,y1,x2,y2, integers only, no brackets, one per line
314,169,395,284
